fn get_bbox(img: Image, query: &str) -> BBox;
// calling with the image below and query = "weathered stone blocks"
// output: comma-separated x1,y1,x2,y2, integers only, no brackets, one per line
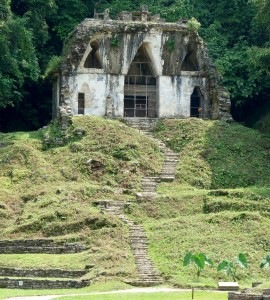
0,239,86,254
0,278,89,289
0,267,89,278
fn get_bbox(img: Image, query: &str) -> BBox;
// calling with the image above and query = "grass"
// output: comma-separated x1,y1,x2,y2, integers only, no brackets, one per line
124,119,270,287
0,281,132,299
0,253,87,270
0,116,163,238
0,116,163,280
153,118,270,189
1,117,270,291
52,291,228,300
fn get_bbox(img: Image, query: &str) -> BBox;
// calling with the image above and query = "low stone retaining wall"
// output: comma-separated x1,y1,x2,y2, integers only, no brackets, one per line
228,292,270,300
0,239,86,254
0,267,88,278
0,278,89,289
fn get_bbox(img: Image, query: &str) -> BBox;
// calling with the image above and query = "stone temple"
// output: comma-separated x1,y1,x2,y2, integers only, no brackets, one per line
52,5,231,120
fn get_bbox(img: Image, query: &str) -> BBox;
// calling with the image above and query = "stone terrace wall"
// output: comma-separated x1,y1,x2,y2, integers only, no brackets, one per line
0,278,89,289
0,239,86,254
228,292,270,300
0,268,88,278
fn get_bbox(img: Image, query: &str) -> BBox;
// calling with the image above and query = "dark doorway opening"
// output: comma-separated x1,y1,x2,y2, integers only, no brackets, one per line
124,46,157,118
124,95,148,117
78,93,85,115
190,87,203,117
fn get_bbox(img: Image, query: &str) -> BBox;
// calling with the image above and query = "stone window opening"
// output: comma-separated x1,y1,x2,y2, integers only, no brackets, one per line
78,93,85,115
181,52,199,71
84,41,103,69
190,87,203,117
124,46,157,118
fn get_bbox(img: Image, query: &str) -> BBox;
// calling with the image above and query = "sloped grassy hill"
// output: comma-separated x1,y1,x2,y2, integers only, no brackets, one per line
0,117,270,287
0,116,162,280
126,118,270,287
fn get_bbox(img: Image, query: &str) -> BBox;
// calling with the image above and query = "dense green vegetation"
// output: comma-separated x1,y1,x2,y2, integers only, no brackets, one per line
0,117,270,292
0,0,270,131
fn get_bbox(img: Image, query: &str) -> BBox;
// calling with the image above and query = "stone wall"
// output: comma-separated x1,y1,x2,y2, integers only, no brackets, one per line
0,278,89,289
0,239,86,254
0,267,88,278
228,292,270,300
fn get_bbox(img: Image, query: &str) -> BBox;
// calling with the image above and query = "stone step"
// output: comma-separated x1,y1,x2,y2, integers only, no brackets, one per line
136,192,157,199
141,177,160,180
129,280,162,287
96,199,162,287
141,184,158,188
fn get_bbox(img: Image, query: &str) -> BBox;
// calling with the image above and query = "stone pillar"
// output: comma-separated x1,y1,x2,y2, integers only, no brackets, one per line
140,5,148,12
140,5,148,22
104,9,110,20
141,13,147,22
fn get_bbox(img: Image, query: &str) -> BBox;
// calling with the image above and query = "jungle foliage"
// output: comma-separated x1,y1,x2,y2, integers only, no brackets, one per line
0,0,270,130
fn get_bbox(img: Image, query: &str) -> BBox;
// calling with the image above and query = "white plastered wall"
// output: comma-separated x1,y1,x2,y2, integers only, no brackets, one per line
180,74,207,117
159,76,182,118
68,73,125,117
159,74,207,118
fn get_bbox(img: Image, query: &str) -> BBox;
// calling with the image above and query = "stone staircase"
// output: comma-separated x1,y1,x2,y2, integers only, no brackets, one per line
96,200,162,286
95,119,179,287
125,118,179,199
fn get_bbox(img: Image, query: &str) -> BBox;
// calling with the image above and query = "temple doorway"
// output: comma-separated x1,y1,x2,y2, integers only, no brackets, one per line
124,46,157,118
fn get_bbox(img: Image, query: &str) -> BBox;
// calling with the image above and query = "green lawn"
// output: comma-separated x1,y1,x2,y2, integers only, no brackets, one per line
0,281,131,299
53,291,228,300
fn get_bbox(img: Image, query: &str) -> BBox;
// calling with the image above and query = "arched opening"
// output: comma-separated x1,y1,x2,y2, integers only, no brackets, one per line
181,52,199,71
190,87,203,117
84,40,103,69
124,45,157,118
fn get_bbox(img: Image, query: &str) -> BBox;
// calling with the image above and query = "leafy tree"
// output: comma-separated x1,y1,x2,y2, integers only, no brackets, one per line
0,0,11,22
52,0,94,41
183,252,213,278
0,13,39,108
217,253,248,282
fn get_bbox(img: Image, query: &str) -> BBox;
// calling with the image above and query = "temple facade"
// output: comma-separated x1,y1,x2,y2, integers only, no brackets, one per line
52,6,231,120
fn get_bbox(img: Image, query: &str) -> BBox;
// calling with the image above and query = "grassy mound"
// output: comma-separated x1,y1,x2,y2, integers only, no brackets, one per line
123,119,270,287
0,116,163,238
154,118,270,189
0,116,163,280
1,117,270,288
125,182,270,286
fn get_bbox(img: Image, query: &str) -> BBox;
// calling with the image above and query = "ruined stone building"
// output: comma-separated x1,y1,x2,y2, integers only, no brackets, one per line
52,6,231,120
